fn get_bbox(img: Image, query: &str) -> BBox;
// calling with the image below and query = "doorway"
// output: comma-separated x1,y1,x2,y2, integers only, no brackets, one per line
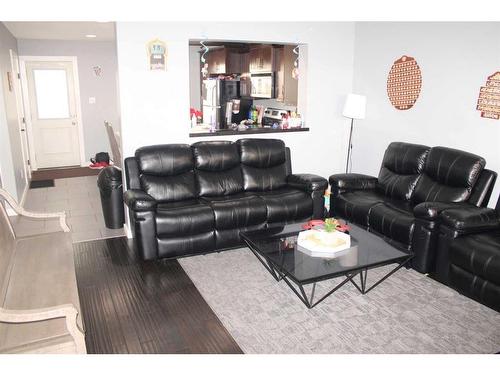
20,56,85,170
9,49,31,184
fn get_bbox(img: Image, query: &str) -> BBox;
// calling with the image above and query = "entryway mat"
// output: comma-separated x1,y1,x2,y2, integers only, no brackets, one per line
29,179,55,189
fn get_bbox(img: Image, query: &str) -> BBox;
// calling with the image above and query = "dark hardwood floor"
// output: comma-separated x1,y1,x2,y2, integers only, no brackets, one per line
73,237,242,354
32,166,99,181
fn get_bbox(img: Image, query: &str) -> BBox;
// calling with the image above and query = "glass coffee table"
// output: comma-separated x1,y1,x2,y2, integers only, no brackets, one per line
240,222,413,309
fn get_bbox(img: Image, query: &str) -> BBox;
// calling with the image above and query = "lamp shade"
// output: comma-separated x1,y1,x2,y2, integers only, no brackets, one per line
342,94,367,119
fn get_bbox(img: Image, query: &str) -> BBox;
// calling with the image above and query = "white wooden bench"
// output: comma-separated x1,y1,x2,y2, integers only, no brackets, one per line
0,188,86,354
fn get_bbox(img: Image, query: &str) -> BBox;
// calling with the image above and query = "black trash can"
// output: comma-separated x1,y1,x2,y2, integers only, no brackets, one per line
97,166,125,229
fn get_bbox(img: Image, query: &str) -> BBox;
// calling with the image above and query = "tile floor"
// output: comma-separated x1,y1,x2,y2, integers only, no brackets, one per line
10,175,125,243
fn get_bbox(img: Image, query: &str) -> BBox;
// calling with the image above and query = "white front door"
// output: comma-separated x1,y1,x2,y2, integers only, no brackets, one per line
24,59,82,169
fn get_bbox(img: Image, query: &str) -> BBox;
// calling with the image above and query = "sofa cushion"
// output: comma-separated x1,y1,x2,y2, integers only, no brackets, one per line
201,193,267,230
193,141,240,171
136,144,193,176
332,190,386,227
136,144,197,202
157,232,215,259
238,138,286,167
376,142,430,201
368,202,415,246
140,172,196,202
215,224,265,249
450,231,500,285
237,139,287,191
412,146,486,204
449,264,500,312
156,199,215,237
193,141,243,197
256,187,312,223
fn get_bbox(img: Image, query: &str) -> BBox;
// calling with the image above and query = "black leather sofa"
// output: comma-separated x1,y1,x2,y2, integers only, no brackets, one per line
124,139,328,260
329,142,497,274
435,195,500,312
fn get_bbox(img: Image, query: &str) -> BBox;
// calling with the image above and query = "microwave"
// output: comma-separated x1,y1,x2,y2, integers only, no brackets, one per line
250,73,275,99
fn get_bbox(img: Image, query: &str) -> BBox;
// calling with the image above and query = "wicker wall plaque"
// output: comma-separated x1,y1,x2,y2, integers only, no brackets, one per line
387,55,422,110
476,72,500,120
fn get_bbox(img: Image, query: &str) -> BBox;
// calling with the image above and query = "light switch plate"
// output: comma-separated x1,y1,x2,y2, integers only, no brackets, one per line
88,97,96,104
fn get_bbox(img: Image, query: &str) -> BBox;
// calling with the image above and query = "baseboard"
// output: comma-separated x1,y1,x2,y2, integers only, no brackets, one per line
20,181,29,207
124,223,133,239
5,183,28,217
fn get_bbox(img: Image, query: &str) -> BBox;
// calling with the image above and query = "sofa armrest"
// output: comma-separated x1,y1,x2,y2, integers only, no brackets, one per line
413,201,473,221
287,174,328,193
123,189,157,211
328,173,377,197
440,206,500,235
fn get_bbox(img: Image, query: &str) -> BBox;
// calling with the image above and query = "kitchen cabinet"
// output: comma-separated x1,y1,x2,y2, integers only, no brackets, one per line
275,45,298,106
206,48,249,74
207,48,226,74
249,45,273,73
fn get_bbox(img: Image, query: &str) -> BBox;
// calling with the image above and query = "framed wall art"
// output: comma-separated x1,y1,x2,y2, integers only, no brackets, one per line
147,38,167,71
477,71,500,120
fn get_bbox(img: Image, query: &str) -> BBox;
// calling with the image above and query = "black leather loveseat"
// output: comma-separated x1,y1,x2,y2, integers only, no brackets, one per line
329,142,496,274
124,139,328,260
435,194,500,312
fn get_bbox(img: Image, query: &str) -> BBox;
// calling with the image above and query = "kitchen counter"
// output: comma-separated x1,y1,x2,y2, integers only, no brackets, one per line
189,127,309,137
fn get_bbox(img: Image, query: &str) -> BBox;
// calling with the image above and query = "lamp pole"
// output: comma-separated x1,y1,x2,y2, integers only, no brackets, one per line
345,117,354,173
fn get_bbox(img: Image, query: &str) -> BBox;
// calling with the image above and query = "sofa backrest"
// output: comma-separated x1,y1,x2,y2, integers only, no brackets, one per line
192,141,244,197
135,144,197,203
412,146,486,204
237,138,288,191
377,142,430,201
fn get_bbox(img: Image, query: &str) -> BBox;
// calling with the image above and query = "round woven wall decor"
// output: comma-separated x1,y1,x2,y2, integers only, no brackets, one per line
387,55,422,110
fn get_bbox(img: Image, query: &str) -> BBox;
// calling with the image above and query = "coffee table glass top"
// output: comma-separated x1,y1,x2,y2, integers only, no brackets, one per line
240,222,412,285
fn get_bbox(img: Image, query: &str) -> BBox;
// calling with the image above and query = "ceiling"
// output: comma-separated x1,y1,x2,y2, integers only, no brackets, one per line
3,22,115,41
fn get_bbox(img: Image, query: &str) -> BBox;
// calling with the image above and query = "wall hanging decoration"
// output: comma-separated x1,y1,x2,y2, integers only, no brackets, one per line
92,65,102,77
476,71,500,120
147,39,167,71
200,40,209,78
387,55,422,110
292,45,299,80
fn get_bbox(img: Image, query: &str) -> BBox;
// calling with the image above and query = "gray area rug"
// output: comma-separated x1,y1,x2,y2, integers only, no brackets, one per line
179,248,500,354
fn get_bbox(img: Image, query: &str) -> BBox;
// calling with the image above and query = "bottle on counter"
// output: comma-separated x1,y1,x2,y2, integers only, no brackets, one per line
281,113,289,129
252,106,258,124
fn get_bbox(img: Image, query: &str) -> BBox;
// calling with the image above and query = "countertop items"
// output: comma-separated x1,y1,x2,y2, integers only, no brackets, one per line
189,126,309,137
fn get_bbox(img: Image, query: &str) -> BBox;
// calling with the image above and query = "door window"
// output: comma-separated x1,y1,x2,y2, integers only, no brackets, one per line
33,69,70,119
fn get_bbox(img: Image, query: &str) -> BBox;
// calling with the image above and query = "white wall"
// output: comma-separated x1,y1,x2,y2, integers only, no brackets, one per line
0,23,25,201
352,22,500,207
17,39,121,161
116,22,355,178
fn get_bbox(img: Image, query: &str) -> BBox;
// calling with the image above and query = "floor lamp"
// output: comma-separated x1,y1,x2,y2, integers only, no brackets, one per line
342,94,367,173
